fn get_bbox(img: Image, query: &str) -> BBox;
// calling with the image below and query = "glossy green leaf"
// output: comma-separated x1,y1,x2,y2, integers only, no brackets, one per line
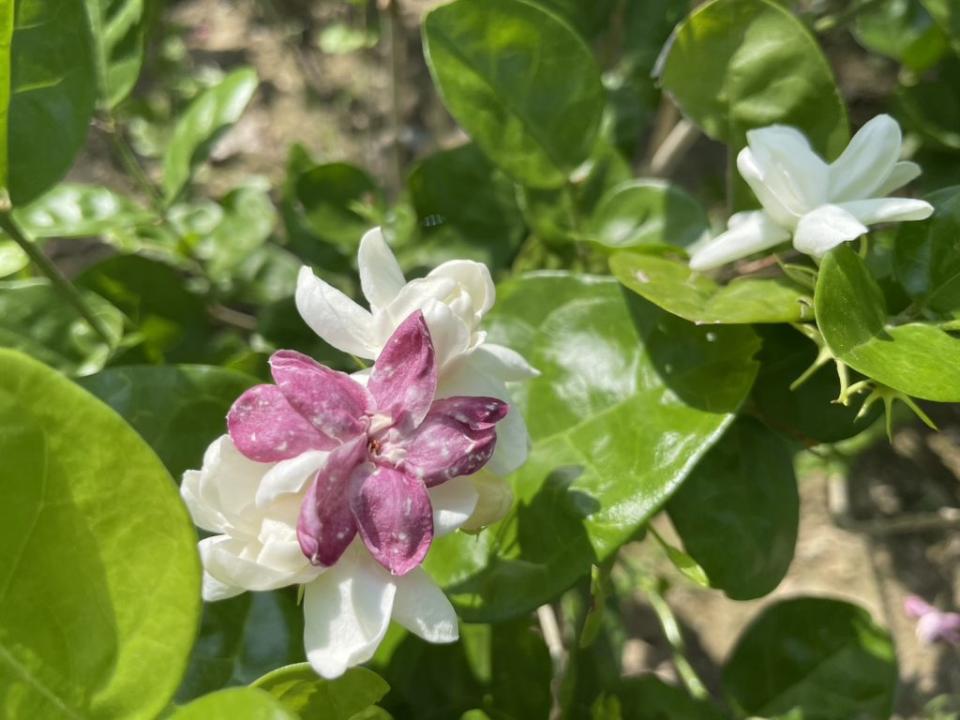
425,273,760,621
13,183,153,238
723,598,897,720
853,0,946,71
252,665,389,719
524,0,617,38
199,182,277,281
667,417,798,600
0,239,27,277
373,618,551,720
405,143,525,271
587,180,708,250
84,0,150,108
423,0,605,188
177,590,305,703
5,0,97,204
817,244,960,401
660,0,848,157
163,67,258,201
751,325,882,443
78,365,256,479
170,687,296,720
893,185,960,315
0,279,124,375
611,252,811,324
0,349,201,719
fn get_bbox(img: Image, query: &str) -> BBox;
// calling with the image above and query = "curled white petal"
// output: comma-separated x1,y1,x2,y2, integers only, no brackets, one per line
875,161,921,196
793,204,868,257
181,469,224,534
421,298,472,369
829,114,902,202
839,197,934,226
467,343,540,381
303,546,397,679
428,259,496,319
202,571,244,602
743,125,829,219
688,211,791,271
429,475,480,537
295,266,377,359
200,535,320,596
255,449,328,509
358,227,407,310
392,567,459,644
461,470,514,533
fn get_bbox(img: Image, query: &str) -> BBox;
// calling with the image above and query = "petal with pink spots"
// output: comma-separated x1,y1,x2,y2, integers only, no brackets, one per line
350,465,434,575
228,384,335,462
368,311,438,428
270,350,372,441
297,436,368,566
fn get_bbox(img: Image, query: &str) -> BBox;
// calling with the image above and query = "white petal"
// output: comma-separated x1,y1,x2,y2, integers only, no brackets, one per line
829,114,902,202
688,211,791,271
392,567,459,644
466,343,540,381
256,450,329,509
181,469,225,533
195,435,269,534
793,205,868,257
738,149,797,227
421,298,472,369
202,570,244,602
428,260,496,318
744,125,829,219
302,547,397,679
875,161,921,196
200,535,318,593
295,266,377,359
460,470,514,533
838,197,934,226
429,476,479,537
358,227,406,310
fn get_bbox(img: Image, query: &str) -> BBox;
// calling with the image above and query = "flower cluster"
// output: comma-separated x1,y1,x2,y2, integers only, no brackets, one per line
689,115,934,270
905,595,960,646
182,230,536,678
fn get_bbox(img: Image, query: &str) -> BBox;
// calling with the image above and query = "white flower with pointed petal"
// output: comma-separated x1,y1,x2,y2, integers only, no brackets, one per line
689,115,934,271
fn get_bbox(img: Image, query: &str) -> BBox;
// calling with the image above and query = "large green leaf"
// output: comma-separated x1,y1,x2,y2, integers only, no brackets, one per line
163,68,258,201
667,417,798,600
78,365,256,479
722,598,897,720
0,279,124,375
425,273,760,621
83,0,150,108
5,0,97,204
251,665,389,720
0,349,201,719
597,676,727,720
895,56,960,150
816,244,960,402
523,0,617,38
197,182,277,282
587,180,708,251
660,0,848,157
12,183,153,238
423,0,605,188
921,0,960,54
177,590,305,703
611,252,811,324
853,0,946,71
169,687,296,720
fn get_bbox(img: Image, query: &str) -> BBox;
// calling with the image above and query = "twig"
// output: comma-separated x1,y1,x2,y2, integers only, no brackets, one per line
537,603,566,670
0,201,114,345
647,119,700,178
208,304,258,331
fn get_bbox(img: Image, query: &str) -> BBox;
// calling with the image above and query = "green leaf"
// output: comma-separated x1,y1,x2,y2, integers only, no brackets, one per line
177,590,306,703
425,273,760,621
0,239,27,277
163,68,258,201
598,676,727,720
722,597,897,720
751,324,881,443
0,279,124,375
199,182,277,282
405,143,525,271
78,365,256,479
83,0,151,108
853,0,946,71
667,418,798,600
0,349,201,719
650,529,710,588
895,56,960,150
817,244,960,402
524,0,618,38
587,180,708,251
373,618,552,720
893,185,960,315
423,0,605,188
660,0,848,157
252,665,389,719
12,183,153,238
5,0,97,204
169,687,296,720
920,0,960,55
611,252,811,324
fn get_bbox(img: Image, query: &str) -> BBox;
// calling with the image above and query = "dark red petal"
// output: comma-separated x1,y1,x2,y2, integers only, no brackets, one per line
228,384,335,462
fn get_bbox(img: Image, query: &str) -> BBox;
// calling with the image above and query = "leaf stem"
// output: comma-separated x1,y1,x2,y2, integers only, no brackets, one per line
0,204,114,345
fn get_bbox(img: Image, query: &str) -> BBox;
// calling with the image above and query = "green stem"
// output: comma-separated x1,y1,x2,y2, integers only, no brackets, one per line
0,206,114,345
103,116,164,209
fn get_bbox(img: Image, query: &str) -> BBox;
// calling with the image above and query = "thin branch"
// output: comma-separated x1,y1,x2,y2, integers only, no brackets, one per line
647,119,700,178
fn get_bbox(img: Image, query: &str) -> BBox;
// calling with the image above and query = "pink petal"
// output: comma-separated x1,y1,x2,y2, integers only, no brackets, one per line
368,311,437,429
350,465,434,576
400,396,507,487
297,436,368,567
270,350,372,442
228,384,335,462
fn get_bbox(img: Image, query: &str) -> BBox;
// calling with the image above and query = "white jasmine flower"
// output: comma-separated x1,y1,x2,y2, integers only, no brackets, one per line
689,115,934,270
